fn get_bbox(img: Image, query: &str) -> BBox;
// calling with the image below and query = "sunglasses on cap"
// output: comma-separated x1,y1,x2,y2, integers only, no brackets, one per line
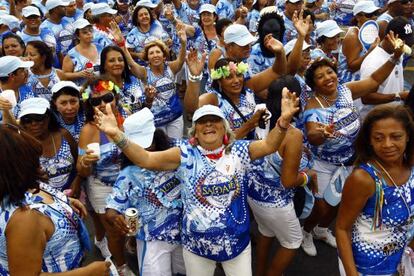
20,113,48,124
89,93,115,107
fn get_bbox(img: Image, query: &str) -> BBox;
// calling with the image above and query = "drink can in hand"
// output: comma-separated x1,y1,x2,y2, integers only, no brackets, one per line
125,208,139,237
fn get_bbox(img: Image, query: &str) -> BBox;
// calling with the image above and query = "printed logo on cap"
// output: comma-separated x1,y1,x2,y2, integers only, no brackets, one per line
405,24,413,35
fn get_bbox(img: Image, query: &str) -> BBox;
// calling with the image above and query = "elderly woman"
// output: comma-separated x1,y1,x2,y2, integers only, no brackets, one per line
0,124,110,275
184,34,286,140
338,1,380,83
26,40,63,101
336,105,414,276
62,18,101,86
126,4,169,61
300,33,404,257
91,3,117,49
94,86,299,276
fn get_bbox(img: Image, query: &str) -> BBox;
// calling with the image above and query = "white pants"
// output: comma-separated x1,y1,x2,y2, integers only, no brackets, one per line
137,240,185,276
159,115,184,139
183,242,252,276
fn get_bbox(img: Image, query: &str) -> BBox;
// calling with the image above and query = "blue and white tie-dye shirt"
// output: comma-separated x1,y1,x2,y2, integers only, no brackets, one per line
248,148,312,208
18,28,57,49
282,13,297,45
302,84,360,164
126,22,169,54
27,68,60,101
248,43,275,75
331,0,356,26
66,45,102,86
40,18,74,58
176,140,252,261
352,164,414,275
216,0,235,20
107,165,182,243
0,184,83,274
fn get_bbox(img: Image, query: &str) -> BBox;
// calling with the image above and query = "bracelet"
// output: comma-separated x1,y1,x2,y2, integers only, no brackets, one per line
388,55,400,65
188,72,203,83
114,132,129,149
299,171,309,187
394,93,401,102
276,118,289,132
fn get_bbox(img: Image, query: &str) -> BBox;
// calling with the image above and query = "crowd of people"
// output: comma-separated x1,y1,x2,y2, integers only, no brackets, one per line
1,0,414,275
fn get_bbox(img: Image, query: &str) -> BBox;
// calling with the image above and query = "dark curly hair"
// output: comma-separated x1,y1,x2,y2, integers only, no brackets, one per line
304,58,337,90
257,11,285,57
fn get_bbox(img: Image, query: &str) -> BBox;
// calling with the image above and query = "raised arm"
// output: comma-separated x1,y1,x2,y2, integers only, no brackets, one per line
346,32,404,99
184,49,207,113
249,88,299,160
336,169,376,276
95,104,181,170
245,34,286,97
169,23,187,74
287,11,311,75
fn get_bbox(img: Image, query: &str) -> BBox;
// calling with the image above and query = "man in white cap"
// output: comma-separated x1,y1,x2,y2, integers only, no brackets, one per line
40,0,74,66
224,24,256,62
0,56,34,123
64,0,81,23
377,0,409,39
18,6,56,50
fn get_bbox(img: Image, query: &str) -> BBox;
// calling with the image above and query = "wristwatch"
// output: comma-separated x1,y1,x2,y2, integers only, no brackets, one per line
394,93,401,102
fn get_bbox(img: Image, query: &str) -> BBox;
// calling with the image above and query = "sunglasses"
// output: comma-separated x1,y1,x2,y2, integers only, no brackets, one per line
89,93,115,107
20,114,48,124
362,11,379,18
400,0,412,4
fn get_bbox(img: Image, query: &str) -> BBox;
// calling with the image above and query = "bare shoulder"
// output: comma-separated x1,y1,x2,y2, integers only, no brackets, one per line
345,167,376,197
305,97,321,110
199,92,218,106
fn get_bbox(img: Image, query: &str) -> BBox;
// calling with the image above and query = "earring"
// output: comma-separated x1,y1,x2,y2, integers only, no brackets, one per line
223,134,229,145
189,137,198,146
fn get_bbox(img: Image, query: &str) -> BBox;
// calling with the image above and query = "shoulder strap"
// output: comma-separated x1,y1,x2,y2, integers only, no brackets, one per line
314,96,325,108
220,92,248,123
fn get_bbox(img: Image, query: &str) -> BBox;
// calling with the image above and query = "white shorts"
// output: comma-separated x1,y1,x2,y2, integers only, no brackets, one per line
313,159,347,199
158,115,184,139
183,242,252,276
137,240,186,276
248,199,302,249
85,178,113,214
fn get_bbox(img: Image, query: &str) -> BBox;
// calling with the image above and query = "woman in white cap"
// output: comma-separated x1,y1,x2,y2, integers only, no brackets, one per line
0,123,110,275
338,1,380,84
300,33,404,257
126,3,169,61
25,40,63,101
62,18,101,86
94,85,299,276
91,3,118,49
77,77,133,275
18,97,80,193
106,109,185,276
311,20,344,63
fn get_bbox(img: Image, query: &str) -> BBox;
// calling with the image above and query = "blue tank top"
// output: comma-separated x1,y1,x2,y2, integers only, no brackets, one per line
39,137,76,191
119,75,146,114
0,184,83,274
91,131,121,186
27,68,60,101
54,111,86,142
352,164,414,275
67,46,102,86
146,64,182,127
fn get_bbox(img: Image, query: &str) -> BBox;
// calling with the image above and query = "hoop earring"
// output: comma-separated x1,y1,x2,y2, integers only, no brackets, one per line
189,137,198,146
223,134,229,145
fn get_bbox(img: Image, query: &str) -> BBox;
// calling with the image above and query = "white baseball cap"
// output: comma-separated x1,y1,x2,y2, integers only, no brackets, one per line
123,108,156,148
192,105,225,123
135,0,158,8
284,39,311,55
46,0,70,11
0,56,34,77
286,0,302,3
0,15,20,31
51,81,80,94
316,20,344,39
224,24,256,46
73,18,92,30
22,6,41,17
200,4,216,14
83,2,95,11
18,98,50,119
91,3,117,16
353,1,380,16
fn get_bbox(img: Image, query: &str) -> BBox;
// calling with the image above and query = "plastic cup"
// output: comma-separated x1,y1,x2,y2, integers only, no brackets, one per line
1,89,17,108
87,143,100,159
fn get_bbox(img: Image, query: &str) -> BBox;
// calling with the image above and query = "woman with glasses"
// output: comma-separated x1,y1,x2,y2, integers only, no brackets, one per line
25,40,63,101
77,78,133,275
62,18,101,86
0,123,110,275
338,1,380,84
18,97,80,193
336,105,414,276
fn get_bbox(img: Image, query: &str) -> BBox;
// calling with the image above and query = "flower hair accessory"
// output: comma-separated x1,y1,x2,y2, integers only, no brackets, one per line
82,80,120,101
210,61,249,80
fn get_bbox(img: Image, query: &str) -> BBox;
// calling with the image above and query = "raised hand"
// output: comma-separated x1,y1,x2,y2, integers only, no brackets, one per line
94,104,120,137
109,20,124,44
176,22,187,44
293,10,311,37
315,122,335,139
264,33,284,54
0,96,12,111
186,48,207,76
386,30,404,59
144,85,157,103
280,87,300,123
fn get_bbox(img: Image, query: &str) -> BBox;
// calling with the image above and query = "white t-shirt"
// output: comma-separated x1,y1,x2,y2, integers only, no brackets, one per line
359,46,403,118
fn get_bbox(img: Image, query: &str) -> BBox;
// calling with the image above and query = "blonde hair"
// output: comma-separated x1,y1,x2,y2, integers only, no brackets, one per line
143,39,170,61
